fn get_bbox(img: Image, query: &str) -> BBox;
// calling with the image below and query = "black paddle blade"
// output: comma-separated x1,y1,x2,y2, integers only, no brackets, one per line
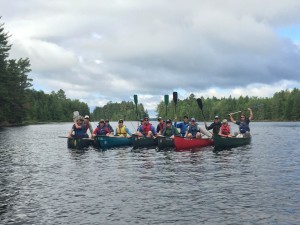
173,92,178,105
196,98,203,110
134,95,138,105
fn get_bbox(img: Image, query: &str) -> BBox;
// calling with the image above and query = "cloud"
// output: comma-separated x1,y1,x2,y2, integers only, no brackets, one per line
2,0,300,116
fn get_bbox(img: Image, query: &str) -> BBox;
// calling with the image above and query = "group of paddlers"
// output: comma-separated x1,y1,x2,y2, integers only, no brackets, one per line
68,108,253,139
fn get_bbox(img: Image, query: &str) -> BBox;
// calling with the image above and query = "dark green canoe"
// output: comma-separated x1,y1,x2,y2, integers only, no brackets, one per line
67,137,92,149
132,134,157,149
213,134,251,149
157,136,175,150
94,135,132,149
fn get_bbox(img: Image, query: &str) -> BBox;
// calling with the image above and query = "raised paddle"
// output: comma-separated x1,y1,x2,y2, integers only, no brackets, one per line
228,111,242,116
196,98,206,120
164,94,169,116
173,92,178,117
134,94,140,126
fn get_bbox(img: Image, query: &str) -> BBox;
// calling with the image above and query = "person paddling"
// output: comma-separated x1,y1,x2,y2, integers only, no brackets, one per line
92,119,111,137
229,108,253,137
83,115,93,137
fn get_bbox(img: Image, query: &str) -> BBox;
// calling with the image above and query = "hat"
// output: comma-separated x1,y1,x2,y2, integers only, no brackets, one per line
157,116,162,121
79,116,84,121
183,115,188,119
222,119,228,124
99,119,105,123
166,119,172,123
144,116,149,120
215,115,219,119
118,119,124,123
190,118,196,122
84,115,89,119
105,119,109,122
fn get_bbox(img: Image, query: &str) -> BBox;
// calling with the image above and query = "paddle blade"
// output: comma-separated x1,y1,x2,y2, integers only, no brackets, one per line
134,95,138,105
196,98,203,110
164,95,169,106
173,92,178,105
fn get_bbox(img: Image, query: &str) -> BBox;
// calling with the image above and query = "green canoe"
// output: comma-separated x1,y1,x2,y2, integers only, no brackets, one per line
213,134,251,149
132,134,157,149
94,135,132,149
157,136,175,150
67,137,92,149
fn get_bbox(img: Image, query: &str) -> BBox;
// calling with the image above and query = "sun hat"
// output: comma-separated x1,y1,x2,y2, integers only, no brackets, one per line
222,119,228,124
119,119,124,123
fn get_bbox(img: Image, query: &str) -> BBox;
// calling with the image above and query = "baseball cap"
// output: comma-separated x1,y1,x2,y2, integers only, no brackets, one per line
215,115,219,119
166,119,172,123
222,119,228,124
190,118,196,122
84,115,89,119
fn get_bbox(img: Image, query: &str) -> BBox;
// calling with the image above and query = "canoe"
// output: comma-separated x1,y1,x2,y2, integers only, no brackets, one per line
132,134,157,149
157,136,175,150
174,136,213,150
67,137,92,149
213,134,251,149
94,135,132,149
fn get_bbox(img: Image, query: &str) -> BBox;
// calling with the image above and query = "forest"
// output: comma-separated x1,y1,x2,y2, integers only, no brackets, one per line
1,19,299,126
155,90,300,122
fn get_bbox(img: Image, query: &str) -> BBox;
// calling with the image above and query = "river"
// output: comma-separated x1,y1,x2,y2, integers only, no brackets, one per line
0,122,299,224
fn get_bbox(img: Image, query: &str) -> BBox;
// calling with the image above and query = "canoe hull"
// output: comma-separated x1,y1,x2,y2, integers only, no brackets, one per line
174,137,213,150
67,137,91,149
132,134,157,149
157,136,175,150
95,136,132,149
213,134,251,149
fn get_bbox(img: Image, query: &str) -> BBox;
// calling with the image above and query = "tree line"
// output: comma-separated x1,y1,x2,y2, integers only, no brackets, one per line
156,89,300,121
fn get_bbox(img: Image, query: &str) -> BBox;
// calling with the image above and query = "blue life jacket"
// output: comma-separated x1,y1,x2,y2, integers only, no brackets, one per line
74,125,86,137
239,122,250,133
188,125,198,138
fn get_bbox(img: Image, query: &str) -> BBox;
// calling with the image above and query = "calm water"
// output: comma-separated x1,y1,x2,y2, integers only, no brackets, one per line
0,122,299,225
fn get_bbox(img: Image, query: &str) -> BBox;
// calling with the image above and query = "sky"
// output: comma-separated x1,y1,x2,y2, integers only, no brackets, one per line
1,0,300,117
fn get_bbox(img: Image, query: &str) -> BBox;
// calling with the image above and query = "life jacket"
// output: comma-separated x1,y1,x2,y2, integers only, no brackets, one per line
188,124,198,137
116,125,127,135
96,125,109,135
221,124,231,135
141,123,152,135
161,126,176,137
157,122,165,132
239,121,250,133
73,124,86,137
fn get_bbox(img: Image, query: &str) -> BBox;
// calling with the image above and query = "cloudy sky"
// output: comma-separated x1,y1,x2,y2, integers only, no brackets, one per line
1,0,300,116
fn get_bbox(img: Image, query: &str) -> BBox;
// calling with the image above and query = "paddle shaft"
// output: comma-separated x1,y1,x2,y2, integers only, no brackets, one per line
173,92,178,117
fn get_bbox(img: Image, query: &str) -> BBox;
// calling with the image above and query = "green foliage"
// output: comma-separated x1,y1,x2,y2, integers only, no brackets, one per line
156,89,300,121
92,100,148,122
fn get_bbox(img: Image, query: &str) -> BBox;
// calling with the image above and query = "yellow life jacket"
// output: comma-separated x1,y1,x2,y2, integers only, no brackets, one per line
116,125,127,136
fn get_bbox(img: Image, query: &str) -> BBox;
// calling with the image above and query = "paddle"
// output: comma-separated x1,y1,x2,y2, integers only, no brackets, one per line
228,111,242,116
58,136,92,140
196,98,206,120
134,94,140,126
173,92,178,117
164,94,169,116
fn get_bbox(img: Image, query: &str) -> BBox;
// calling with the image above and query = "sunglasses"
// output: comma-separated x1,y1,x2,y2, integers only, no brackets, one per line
144,119,149,121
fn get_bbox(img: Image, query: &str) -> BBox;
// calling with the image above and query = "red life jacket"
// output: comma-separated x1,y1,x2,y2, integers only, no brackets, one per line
141,123,152,135
221,124,231,135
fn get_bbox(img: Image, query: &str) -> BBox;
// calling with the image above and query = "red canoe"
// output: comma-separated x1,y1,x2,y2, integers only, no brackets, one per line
174,136,214,150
